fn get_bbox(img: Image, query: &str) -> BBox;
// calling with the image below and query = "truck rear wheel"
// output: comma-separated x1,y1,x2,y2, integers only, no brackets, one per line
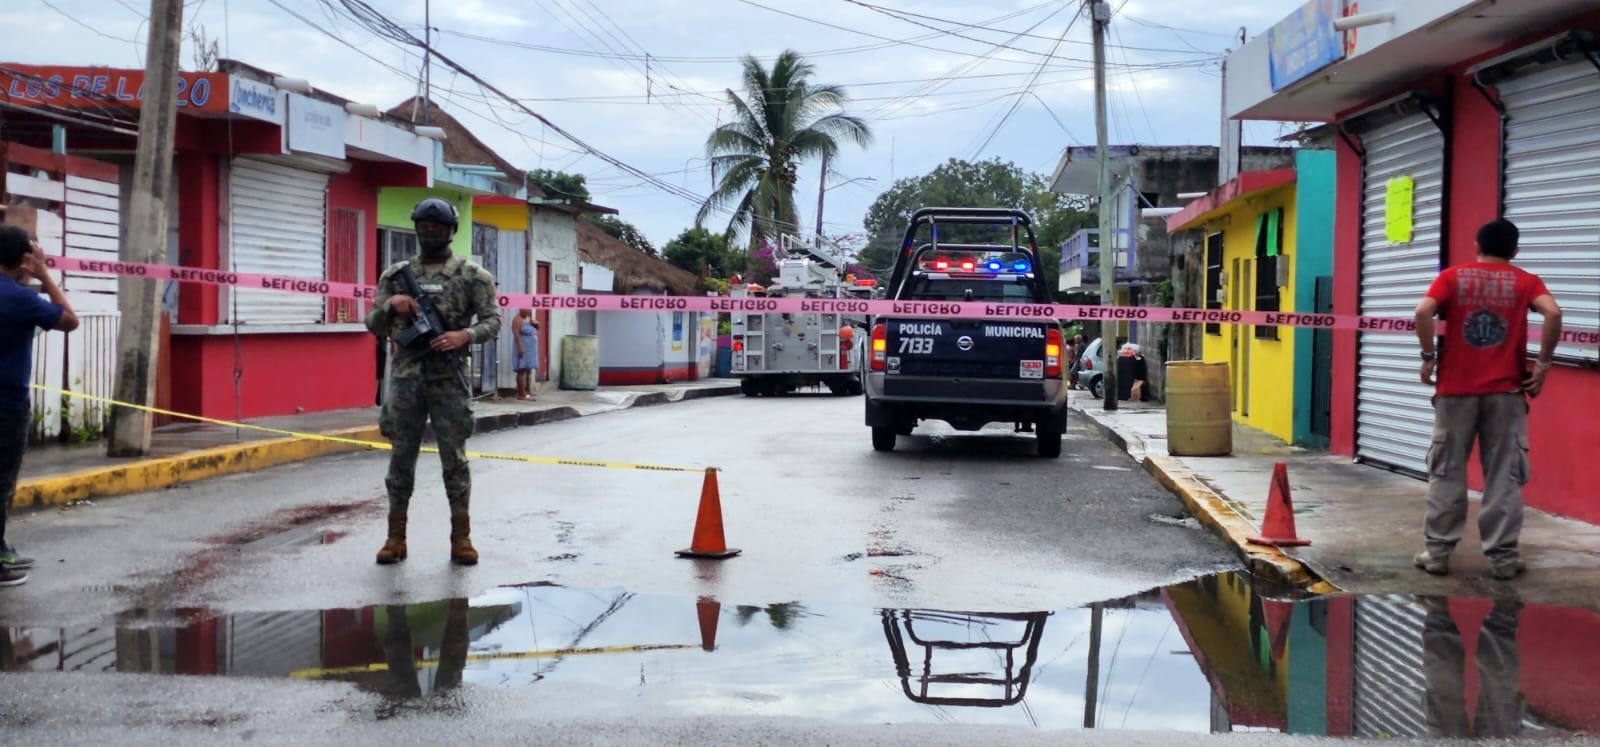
1037,429,1062,458
740,378,760,397
871,426,896,452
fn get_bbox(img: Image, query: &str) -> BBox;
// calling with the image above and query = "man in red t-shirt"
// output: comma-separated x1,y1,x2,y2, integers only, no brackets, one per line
1411,218,1563,581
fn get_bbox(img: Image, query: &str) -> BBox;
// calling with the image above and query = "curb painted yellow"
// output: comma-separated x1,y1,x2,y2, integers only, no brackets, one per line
1142,454,1339,596
12,426,386,510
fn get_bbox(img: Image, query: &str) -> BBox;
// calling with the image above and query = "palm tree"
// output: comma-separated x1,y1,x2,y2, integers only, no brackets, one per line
698,50,872,248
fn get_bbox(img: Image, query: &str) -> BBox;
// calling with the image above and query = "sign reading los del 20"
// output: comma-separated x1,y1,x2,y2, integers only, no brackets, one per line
2,65,231,113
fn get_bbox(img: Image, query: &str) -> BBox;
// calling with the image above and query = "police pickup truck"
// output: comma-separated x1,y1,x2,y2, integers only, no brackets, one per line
862,207,1069,458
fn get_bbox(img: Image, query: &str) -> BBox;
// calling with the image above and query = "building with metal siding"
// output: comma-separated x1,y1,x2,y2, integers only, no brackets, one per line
1223,0,1600,523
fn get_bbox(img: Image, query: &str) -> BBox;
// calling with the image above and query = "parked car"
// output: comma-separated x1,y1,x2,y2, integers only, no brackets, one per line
1075,338,1106,399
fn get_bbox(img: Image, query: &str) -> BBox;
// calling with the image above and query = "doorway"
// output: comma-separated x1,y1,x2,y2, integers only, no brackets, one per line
1229,258,1246,415
1310,275,1334,445
536,262,552,382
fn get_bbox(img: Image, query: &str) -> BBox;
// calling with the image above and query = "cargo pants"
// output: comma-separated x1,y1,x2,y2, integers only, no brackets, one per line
380,377,475,517
1424,393,1530,566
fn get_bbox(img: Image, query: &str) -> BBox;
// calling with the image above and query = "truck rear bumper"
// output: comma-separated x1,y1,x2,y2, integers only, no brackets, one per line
863,374,1067,431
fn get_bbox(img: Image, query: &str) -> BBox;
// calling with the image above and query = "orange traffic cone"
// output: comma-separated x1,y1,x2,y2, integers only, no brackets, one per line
696,596,721,651
1247,462,1311,547
675,468,741,559
1259,598,1293,660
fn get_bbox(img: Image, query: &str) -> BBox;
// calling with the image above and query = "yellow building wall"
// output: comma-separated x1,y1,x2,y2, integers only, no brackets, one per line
1195,185,1298,442
472,204,528,233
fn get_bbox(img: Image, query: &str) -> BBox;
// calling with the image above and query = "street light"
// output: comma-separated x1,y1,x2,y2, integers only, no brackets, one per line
824,175,876,192
816,172,877,239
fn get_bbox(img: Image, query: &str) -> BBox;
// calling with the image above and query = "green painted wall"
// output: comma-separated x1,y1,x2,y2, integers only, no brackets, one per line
378,186,476,258
1292,149,1336,448
1285,600,1329,735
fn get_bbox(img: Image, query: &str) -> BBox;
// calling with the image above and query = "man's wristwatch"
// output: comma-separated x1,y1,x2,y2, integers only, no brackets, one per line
1419,351,1438,361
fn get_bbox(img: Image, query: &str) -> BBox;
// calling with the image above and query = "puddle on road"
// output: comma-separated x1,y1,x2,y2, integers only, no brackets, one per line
3,572,1596,738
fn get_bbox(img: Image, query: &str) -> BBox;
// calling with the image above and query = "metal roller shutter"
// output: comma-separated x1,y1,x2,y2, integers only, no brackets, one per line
1498,60,1600,365
1357,113,1446,475
1351,596,1428,738
229,157,328,325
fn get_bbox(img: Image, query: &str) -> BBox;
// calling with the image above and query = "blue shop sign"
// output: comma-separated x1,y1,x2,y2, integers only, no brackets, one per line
1269,0,1345,91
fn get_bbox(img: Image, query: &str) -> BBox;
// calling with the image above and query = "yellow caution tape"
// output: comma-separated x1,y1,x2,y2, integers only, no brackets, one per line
31,384,712,474
288,642,698,679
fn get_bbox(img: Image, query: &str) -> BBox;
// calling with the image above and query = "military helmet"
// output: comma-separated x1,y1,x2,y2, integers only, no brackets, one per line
410,197,459,228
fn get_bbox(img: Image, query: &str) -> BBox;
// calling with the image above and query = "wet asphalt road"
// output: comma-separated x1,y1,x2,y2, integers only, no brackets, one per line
0,393,1248,743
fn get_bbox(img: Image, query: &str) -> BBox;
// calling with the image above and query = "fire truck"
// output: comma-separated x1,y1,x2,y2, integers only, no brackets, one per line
729,236,867,397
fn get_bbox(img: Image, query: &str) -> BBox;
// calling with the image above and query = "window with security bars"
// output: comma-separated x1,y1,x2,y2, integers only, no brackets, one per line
1205,232,1224,335
379,228,419,266
1255,209,1283,341
326,208,363,324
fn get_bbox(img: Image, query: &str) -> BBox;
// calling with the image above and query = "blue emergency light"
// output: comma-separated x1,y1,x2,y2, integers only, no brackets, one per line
1011,260,1031,272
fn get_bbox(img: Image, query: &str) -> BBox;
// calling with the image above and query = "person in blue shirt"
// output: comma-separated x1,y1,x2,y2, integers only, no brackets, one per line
0,225,78,587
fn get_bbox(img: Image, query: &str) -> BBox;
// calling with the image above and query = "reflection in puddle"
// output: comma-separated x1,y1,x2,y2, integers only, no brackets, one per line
3,573,1596,737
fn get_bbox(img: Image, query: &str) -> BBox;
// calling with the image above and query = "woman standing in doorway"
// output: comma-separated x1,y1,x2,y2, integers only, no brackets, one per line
513,309,539,400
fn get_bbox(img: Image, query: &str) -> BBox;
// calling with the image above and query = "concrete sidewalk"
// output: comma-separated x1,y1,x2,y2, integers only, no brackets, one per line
13,380,740,511
1071,390,1600,611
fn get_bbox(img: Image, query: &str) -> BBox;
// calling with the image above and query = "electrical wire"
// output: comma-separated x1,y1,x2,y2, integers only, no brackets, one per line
310,0,730,215
842,0,1218,57
965,8,1080,159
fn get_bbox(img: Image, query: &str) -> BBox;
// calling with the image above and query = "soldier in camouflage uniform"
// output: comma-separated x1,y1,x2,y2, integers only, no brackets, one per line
365,197,501,566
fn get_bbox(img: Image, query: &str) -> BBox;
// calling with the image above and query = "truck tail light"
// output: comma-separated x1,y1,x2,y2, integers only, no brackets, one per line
1045,328,1063,378
870,324,887,372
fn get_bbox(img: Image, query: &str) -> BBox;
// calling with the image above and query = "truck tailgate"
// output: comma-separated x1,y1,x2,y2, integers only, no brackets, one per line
884,319,1051,379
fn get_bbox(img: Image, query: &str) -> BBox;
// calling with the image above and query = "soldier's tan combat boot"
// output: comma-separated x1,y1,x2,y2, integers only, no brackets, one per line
376,514,407,564
450,514,478,565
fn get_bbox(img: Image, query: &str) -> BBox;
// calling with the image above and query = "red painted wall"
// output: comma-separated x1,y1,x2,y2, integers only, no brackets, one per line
186,333,376,419
1331,16,1600,522
170,158,390,419
1329,135,1362,456
599,364,696,387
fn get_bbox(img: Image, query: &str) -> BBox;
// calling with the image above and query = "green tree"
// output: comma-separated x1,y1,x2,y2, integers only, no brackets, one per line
698,50,872,248
857,158,1092,294
662,226,735,277
590,214,657,256
525,168,591,202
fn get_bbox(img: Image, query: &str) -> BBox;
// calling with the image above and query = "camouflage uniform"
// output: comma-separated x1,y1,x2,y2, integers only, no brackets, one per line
366,255,501,517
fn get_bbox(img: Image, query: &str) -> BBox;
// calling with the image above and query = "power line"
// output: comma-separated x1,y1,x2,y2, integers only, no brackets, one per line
966,8,1081,159
863,1,1075,121
309,0,717,210
739,0,1102,68
843,0,1217,57
435,1,1069,65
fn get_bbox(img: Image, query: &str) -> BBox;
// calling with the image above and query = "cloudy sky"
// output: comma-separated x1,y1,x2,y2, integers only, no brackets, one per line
6,0,1307,248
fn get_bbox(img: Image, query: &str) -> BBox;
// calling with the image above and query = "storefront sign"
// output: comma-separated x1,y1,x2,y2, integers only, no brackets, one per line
1385,175,1413,244
287,93,345,159
228,75,282,124
1268,0,1346,91
0,65,229,112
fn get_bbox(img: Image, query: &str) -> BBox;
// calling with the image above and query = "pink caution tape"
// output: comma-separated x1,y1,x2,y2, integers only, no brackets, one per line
44,256,1597,347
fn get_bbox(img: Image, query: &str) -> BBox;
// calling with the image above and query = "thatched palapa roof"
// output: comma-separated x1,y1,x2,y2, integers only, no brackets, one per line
577,220,700,296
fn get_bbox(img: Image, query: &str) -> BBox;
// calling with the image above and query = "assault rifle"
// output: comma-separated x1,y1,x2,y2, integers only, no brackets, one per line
393,265,473,397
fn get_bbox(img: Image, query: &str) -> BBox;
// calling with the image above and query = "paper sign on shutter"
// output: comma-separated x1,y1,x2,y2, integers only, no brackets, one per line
1385,176,1414,244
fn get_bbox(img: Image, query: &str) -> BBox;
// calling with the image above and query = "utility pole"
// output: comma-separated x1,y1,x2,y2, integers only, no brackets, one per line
108,0,184,456
814,150,829,242
1090,0,1119,411
1083,602,1103,728
423,0,432,125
